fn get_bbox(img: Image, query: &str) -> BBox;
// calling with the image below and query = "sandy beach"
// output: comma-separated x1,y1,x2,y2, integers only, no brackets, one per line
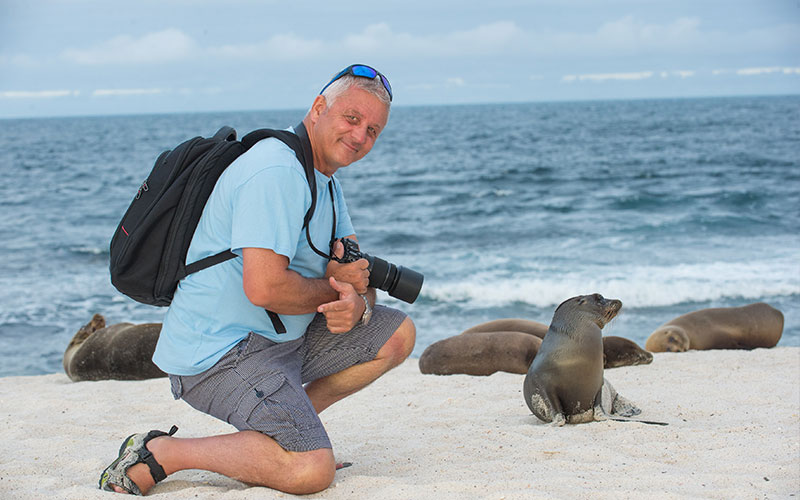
1,347,798,499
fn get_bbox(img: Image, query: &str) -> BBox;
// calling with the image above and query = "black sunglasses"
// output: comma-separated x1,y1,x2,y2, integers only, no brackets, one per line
319,64,393,101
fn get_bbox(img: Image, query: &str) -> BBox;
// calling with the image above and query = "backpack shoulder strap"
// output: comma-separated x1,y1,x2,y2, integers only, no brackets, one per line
241,126,318,229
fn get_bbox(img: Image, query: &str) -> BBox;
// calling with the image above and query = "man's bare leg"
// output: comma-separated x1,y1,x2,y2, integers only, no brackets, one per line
305,316,416,413
110,318,414,495
110,430,335,495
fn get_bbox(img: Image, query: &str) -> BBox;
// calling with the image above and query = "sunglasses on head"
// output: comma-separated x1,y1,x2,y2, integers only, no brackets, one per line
319,64,393,102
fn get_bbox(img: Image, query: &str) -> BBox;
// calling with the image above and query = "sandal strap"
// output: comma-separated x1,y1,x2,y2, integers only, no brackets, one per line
139,425,178,484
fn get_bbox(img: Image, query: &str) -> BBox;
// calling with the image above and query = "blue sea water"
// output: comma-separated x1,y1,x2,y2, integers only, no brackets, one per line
0,96,798,377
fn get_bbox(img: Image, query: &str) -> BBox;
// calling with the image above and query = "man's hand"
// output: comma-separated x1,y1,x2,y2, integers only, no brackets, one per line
325,239,370,294
317,276,366,333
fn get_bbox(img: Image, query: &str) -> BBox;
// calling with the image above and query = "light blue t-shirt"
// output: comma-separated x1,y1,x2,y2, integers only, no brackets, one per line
153,134,354,376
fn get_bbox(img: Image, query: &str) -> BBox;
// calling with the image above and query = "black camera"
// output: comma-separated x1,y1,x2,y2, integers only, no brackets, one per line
333,238,424,304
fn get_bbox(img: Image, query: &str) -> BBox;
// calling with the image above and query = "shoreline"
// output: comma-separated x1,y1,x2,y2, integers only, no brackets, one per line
1,347,798,499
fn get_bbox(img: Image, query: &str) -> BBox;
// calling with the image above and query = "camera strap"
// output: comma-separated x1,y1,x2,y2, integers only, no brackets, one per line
305,181,336,259
294,122,337,260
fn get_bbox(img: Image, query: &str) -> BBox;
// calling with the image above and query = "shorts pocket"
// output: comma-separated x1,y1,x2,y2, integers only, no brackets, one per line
232,371,319,436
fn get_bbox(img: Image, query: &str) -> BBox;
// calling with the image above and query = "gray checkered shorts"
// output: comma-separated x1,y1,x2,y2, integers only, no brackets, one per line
168,305,407,452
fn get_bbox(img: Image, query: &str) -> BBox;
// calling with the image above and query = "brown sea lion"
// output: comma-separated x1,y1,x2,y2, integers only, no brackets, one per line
63,314,166,381
461,318,549,338
603,336,653,368
523,294,641,425
450,318,653,373
419,331,541,376
645,302,784,353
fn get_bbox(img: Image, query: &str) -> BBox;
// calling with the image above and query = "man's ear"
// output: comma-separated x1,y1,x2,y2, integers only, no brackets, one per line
309,95,328,124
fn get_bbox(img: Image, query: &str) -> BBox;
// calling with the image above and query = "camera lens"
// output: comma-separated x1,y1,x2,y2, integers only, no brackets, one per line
365,255,424,304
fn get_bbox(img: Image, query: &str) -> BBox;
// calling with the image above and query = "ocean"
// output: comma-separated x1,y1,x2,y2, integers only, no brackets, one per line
1,95,798,377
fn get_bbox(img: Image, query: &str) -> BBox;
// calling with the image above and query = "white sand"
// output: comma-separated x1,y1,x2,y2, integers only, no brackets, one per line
1,347,798,499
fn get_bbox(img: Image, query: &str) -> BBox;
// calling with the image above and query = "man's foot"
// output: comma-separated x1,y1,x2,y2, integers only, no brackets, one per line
99,426,177,495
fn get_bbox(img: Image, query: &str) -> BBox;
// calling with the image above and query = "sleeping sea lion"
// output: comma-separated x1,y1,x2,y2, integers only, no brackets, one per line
419,319,652,376
645,302,783,353
460,318,549,338
419,331,541,376
602,336,653,368
63,314,166,381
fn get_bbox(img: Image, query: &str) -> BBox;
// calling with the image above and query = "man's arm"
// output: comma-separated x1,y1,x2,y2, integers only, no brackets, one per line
241,247,337,314
241,239,372,333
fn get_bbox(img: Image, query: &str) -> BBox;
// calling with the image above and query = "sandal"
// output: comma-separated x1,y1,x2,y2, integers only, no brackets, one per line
98,425,178,495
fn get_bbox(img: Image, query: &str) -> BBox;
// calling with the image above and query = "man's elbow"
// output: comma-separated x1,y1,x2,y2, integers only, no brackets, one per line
242,278,278,308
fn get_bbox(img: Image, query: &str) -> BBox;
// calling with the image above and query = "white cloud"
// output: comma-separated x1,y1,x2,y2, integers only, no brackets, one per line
562,71,654,83
595,15,702,51
342,22,525,57
736,66,800,76
62,29,195,65
0,90,79,99
92,88,166,97
206,22,526,61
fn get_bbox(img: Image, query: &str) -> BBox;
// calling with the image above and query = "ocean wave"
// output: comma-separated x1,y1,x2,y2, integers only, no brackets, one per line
421,260,800,309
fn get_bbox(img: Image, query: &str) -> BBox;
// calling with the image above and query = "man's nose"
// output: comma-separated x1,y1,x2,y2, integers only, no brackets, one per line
350,125,368,144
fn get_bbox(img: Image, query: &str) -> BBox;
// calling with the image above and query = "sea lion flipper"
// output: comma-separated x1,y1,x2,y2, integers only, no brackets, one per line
611,393,641,418
597,379,641,419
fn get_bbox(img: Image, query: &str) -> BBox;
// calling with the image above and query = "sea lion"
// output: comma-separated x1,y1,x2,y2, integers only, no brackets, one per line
419,319,652,376
63,314,166,382
461,318,549,338
523,294,641,425
602,336,653,368
645,302,784,353
419,331,541,376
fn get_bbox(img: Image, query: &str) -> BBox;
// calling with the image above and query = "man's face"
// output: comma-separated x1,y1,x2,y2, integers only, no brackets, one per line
310,86,389,175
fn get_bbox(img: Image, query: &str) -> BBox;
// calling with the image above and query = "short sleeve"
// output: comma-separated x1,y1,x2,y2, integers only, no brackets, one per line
230,166,310,260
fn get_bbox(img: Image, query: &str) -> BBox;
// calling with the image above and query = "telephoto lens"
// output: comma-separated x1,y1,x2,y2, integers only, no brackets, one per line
364,255,424,304
335,238,424,304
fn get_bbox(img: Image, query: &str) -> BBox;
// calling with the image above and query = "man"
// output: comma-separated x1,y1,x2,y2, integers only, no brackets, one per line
99,64,416,495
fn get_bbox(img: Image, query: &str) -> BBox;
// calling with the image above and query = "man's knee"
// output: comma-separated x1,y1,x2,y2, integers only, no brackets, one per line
380,316,416,366
278,448,336,494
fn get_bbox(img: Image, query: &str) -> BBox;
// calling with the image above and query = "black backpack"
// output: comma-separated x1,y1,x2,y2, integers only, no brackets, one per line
109,123,329,323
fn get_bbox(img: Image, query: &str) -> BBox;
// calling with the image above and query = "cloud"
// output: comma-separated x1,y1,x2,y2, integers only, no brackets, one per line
736,66,800,76
45,20,800,71
92,88,166,97
206,22,526,61
562,71,655,83
0,90,79,99
62,28,195,65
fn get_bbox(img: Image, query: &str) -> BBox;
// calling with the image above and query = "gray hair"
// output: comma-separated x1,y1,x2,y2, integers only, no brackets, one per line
320,73,391,108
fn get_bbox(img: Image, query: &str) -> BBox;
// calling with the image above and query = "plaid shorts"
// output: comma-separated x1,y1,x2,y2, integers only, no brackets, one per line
169,305,407,452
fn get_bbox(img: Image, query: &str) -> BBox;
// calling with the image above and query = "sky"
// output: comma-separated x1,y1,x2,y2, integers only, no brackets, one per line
1,0,799,118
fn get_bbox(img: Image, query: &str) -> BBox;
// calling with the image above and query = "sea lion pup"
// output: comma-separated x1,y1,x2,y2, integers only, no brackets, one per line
645,302,784,353
63,314,166,382
523,294,641,425
419,331,541,376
